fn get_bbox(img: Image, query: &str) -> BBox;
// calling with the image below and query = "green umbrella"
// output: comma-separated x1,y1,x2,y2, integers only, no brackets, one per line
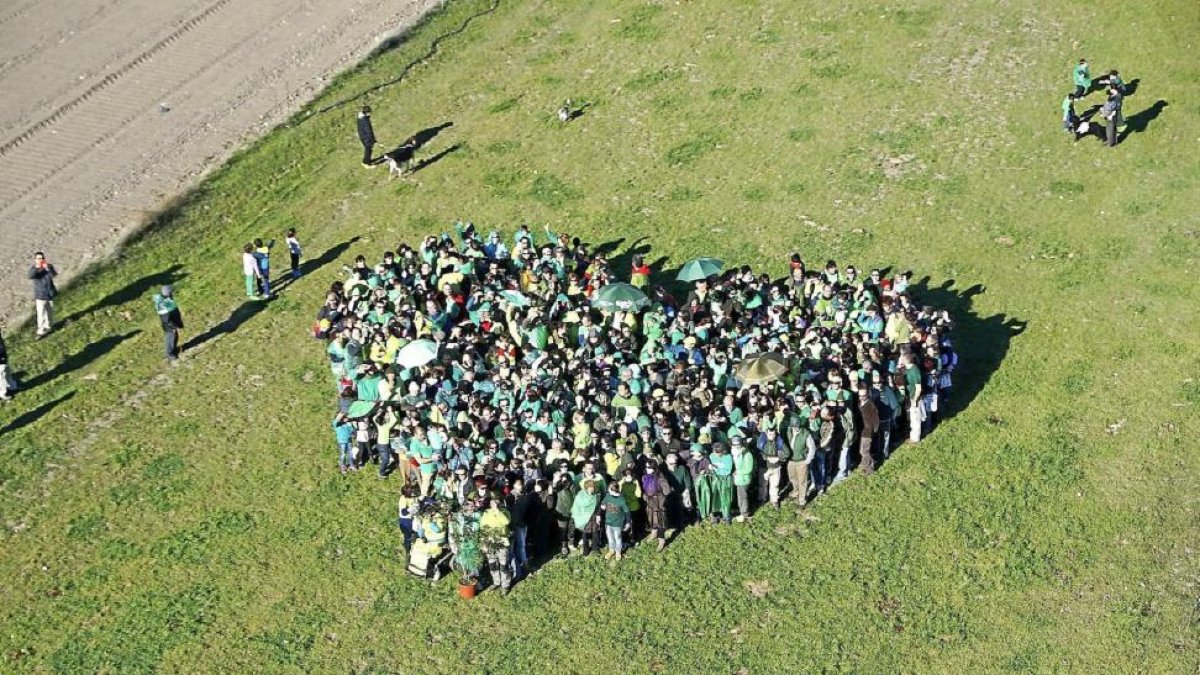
499,290,531,307
396,338,439,369
735,352,789,386
591,282,650,312
346,400,378,420
676,257,724,282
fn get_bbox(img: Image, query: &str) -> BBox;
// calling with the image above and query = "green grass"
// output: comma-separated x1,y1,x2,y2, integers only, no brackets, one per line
2,0,1199,672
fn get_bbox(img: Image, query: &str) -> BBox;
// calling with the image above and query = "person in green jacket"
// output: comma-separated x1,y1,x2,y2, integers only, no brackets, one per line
571,479,603,556
695,467,714,523
601,482,633,560
152,285,184,361
1062,93,1079,136
731,437,755,522
663,453,694,529
551,470,577,557
1072,58,1091,97
708,442,734,524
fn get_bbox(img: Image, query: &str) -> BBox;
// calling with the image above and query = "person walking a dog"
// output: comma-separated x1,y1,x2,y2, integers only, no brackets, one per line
28,252,58,338
357,105,377,167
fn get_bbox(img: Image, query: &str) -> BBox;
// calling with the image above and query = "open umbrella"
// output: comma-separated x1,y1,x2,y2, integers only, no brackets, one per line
735,352,789,386
591,282,650,312
676,257,724,282
346,400,379,420
396,338,439,369
499,290,531,307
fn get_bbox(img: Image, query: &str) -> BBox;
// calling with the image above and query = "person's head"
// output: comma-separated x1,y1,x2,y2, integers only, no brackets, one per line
160,285,173,298
1079,58,1087,65
361,104,371,115
34,251,45,265
253,238,263,248
243,243,254,254
583,479,597,494
286,227,296,237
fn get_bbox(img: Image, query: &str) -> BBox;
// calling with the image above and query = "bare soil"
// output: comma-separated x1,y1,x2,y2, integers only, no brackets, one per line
0,0,439,324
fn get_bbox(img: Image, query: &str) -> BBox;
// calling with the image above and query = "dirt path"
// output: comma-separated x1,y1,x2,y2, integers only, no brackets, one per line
0,0,440,325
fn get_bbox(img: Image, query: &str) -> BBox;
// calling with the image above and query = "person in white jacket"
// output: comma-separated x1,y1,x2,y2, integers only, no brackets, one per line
242,243,262,298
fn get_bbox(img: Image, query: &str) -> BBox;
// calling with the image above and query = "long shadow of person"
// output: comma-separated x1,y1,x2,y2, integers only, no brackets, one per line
182,301,268,352
22,331,142,390
379,121,454,160
0,390,75,437
271,237,362,295
186,237,362,350
408,144,462,175
60,264,187,325
1119,100,1168,142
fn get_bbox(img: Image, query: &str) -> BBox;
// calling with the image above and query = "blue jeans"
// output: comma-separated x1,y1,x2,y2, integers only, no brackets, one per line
511,525,528,575
398,517,414,550
377,442,392,477
605,525,623,554
835,441,852,482
811,450,829,490
337,442,352,469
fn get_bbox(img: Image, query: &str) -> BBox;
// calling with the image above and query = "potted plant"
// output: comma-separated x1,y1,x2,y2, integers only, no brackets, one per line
453,515,483,599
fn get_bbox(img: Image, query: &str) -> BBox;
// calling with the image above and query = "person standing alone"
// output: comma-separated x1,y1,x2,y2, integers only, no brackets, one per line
28,252,57,338
357,105,377,167
152,286,184,361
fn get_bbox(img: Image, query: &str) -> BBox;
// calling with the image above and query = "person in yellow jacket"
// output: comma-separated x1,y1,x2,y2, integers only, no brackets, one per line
479,498,514,595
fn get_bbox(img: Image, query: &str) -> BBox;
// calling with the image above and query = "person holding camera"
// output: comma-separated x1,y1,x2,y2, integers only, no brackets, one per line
28,252,58,338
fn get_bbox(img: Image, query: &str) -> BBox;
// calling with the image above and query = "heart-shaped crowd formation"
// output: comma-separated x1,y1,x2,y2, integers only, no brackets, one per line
316,223,957,594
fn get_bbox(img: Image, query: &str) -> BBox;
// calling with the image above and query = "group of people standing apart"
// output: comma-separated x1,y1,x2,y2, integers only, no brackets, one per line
1062,58,1128,146
1,226,308,388
316,222,956,593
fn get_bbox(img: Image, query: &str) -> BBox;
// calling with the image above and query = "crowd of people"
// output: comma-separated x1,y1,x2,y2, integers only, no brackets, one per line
315,222,957,594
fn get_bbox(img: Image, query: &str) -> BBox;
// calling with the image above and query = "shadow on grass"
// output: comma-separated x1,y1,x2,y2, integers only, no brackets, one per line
182,300,269,352
909,277,1027,419
1119,99,1167,142
409,144,462,175
23,332,142,390
186,237,361,350
0,390,75,437
61,264,187,325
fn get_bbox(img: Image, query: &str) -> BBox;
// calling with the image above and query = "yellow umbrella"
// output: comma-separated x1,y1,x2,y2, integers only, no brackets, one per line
735,352,789,386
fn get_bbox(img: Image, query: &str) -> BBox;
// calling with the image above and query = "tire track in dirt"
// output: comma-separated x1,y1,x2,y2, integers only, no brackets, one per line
0,0,234,158
0,0,442,325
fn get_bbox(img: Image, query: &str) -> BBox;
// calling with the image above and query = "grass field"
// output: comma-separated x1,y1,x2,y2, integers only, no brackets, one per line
2,0,1198,671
